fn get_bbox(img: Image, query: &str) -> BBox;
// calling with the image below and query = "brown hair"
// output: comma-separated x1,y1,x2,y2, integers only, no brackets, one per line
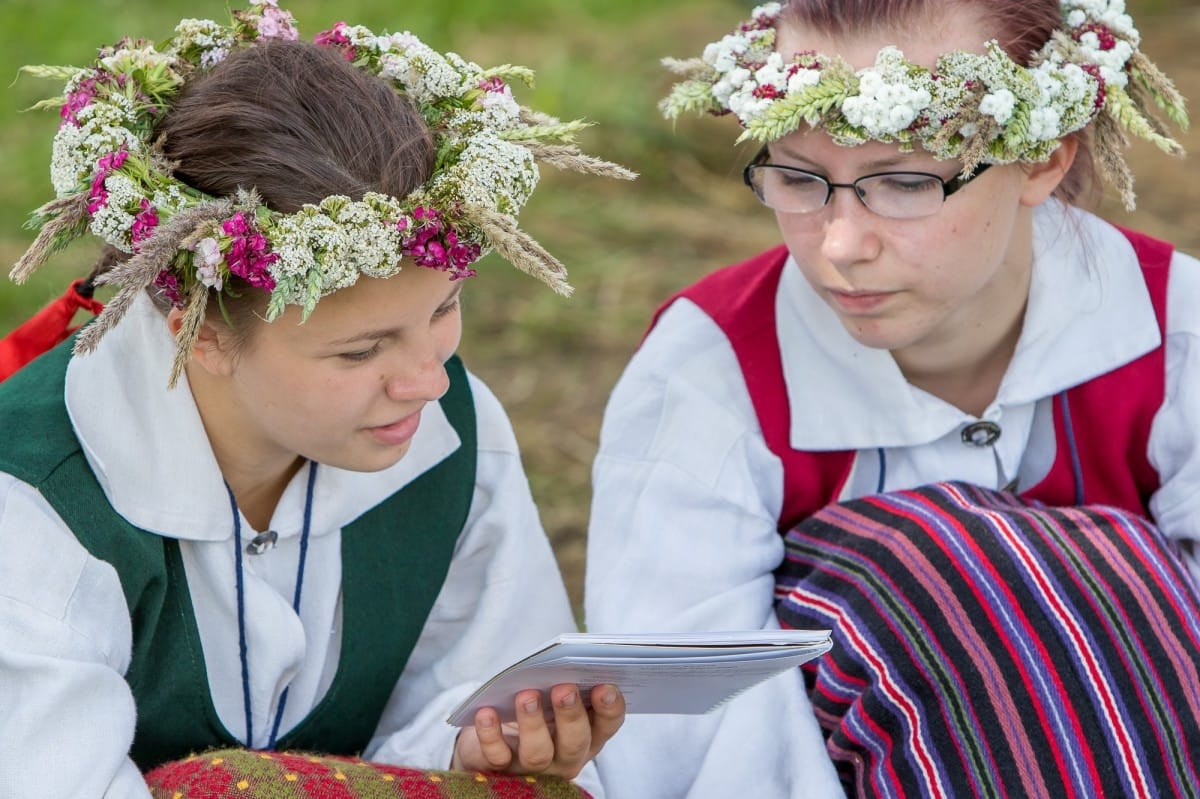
97,38,435,337
781,0,1097,204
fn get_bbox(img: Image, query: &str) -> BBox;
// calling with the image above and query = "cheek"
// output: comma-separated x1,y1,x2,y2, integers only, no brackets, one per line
775,213,820,246
436,315,464,361
775,215,826,272
244,356,344,416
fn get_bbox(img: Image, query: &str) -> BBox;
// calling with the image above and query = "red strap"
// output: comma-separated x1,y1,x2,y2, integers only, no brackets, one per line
652,246,853,531
0,279,104,383
1023,226,1171,515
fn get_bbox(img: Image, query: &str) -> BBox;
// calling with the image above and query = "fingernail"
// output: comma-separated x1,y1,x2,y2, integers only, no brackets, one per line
559,691,578,708
478,714,495,728
523,697,539,714
601,689,617,706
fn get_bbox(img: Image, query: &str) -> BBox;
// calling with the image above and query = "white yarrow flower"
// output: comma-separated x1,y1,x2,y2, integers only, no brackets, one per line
1027,106,1062,140
843,59,931,136
979,89,1017,124
754,52,787,88
787,68,821,93
430,133,537,215
752,2,782,22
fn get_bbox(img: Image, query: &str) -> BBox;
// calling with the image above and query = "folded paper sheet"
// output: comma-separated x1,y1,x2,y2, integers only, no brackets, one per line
447,630,833,726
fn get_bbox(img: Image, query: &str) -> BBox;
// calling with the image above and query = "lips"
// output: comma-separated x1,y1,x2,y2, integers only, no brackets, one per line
827,289,894,314
366,408,423,447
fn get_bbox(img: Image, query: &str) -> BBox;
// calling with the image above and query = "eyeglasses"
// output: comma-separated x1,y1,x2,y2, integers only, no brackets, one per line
742,158,992,220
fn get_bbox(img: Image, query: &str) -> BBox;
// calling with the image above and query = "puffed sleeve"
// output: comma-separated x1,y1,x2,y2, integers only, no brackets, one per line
584,300,842,799
364,371,603,796
0,475,151,798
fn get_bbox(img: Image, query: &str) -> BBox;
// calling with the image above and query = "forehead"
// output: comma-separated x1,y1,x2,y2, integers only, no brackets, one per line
257,265,458,346
774,4,996,72
769,130,953,173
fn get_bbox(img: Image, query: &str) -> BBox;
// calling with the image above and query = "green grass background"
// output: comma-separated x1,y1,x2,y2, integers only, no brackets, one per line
1,1,1196,611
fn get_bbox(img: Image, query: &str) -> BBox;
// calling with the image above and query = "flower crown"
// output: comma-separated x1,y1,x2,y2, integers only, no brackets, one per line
661,0,1187,209
11,0,634,385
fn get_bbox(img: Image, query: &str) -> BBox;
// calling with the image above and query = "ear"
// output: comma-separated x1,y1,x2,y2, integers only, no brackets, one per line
1018,136,1079,207
166,306,237,377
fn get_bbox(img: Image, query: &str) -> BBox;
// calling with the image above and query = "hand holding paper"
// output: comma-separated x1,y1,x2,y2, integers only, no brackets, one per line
451,682,625,779
448,629,832,727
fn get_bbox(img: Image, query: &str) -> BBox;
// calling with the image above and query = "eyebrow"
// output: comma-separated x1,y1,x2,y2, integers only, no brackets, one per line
325,282,463,347
771,144,933,173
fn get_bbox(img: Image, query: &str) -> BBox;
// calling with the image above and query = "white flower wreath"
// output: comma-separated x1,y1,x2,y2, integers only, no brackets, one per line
12,0,635,384
661,0,1186,209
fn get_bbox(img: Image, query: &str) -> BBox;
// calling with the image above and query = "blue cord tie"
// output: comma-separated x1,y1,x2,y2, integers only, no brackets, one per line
226,461,318,749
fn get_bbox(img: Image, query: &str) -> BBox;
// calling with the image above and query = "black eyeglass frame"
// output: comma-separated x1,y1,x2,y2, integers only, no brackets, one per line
742,155,992,216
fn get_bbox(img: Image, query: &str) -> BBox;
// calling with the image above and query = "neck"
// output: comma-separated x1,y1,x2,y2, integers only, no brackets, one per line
897,314,1025,417
184,362,304,531
892,217,1034,418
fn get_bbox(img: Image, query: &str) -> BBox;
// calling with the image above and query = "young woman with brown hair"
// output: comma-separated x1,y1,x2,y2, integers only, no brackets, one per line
0,4,633,796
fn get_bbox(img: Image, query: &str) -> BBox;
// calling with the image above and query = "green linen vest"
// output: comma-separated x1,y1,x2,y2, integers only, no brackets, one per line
0,339,477,770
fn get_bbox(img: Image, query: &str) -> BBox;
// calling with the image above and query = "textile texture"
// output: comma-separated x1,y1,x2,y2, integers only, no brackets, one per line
776,481,1200,798
145,749,592,799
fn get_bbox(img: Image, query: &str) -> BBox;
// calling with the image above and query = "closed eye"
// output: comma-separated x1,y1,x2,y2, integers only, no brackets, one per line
433,296,461,320
339,341,384,362
778,170,824,188
874,173,942,194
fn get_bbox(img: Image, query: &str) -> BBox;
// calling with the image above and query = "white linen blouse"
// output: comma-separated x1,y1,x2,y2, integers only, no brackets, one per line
0,294,602,798
585,202,1200,799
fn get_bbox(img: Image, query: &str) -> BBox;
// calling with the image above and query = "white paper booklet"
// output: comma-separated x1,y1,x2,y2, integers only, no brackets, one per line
446,629,832,726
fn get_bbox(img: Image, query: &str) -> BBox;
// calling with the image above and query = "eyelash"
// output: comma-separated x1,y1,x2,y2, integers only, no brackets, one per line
340,341,383,363
338,298,460,362
433,297,461,319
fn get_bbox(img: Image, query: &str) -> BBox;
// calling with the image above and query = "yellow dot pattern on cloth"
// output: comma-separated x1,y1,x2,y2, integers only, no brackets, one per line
141,747,595,798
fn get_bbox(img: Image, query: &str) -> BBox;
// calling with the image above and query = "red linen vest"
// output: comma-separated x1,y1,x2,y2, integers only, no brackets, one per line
651,227,1172,531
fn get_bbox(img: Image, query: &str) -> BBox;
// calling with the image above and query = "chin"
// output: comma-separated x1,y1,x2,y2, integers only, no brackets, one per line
320,442,414,474
839,320,913,352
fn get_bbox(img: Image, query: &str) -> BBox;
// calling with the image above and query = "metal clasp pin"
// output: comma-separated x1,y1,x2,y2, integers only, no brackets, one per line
961,421,1001,448
246,530,279,555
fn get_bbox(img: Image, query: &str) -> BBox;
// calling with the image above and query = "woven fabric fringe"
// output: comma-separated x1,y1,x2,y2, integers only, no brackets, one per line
775,481,1200,799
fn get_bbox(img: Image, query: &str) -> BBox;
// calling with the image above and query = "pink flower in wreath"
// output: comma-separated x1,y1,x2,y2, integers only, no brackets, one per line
400,207,481,279
314,22,356,61
131,199,159,249
253,0,299,41
60,77,98,127
221,212,278,291
153,269,184,308
86,149,129,214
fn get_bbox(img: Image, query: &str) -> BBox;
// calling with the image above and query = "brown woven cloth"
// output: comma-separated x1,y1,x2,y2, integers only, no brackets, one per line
144,748,593,799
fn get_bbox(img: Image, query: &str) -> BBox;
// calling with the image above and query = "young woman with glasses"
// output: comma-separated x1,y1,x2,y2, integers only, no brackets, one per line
584,1,1200,796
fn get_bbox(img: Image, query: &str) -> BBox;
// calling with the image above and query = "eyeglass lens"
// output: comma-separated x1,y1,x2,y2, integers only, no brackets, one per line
747,166,968,219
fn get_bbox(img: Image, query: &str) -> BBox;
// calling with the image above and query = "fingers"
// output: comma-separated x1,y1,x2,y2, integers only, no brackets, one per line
513,689,556,772
546,684,591,767
586,683,626,750
522,683,627,779
461,683,627,779
472,706,516,771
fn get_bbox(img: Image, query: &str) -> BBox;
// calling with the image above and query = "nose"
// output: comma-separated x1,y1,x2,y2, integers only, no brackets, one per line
384,346,450,403
819,187,882,269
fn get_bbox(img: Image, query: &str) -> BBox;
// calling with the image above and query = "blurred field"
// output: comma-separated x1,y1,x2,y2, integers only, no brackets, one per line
1,1,1197,613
